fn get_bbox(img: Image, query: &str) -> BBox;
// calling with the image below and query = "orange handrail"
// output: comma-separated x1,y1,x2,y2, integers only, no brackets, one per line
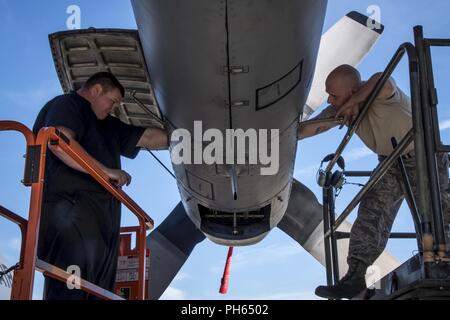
0,121,153,300
0,206,27,270
0,121,35,146
36,259,124,300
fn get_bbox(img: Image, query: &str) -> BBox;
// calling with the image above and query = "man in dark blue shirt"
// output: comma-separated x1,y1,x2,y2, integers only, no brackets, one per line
33,72,168,299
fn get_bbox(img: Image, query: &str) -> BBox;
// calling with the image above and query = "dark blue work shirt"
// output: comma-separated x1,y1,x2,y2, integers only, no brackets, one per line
33,91,145,196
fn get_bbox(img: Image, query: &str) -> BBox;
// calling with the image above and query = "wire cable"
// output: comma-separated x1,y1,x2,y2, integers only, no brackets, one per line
0,263,19,281
145,148,176,180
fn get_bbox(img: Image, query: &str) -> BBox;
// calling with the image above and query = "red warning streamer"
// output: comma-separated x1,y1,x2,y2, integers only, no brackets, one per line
219,247,234,294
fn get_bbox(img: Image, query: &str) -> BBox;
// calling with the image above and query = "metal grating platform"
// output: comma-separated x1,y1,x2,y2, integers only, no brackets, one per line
367,254,450,300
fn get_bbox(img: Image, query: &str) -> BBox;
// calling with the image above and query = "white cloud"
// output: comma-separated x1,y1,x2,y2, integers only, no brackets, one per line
0,237,21,252
439,119,450,131
238,291,322,300
0,238,22,267
294,146,373,179
343,146,373,162
294,164,319,178
0,83,61,111
160,286,187,300
7,238,21,251
174,272,191,282
210,244,303,274
22,273,45,300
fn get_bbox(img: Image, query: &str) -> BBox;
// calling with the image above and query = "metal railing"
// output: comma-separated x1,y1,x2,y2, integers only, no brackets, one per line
0,121,154,300
320,25,450,289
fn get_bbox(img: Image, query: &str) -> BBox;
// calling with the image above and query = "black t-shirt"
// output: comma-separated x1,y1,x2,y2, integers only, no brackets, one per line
33,91,145,196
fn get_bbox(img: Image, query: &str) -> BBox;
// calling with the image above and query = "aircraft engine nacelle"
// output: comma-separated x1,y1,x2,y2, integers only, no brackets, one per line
132,0,327,246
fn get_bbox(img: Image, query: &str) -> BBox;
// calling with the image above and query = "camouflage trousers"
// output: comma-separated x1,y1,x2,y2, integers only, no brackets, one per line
348,152,450,266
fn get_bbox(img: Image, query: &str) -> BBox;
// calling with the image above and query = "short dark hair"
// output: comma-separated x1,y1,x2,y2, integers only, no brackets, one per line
83,72,125,97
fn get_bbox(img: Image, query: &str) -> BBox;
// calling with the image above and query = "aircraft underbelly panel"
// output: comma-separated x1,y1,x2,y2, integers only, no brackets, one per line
132,0,328,245
174,120,298,209
227,0,327,131
132,0,230,133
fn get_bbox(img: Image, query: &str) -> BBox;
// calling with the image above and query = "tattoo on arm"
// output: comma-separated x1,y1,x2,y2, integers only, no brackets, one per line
315,126,327,135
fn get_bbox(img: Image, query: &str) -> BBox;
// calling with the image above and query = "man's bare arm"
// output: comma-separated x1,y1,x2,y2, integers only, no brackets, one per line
336,73,397,121
351,72,397,103
49,126,132,187
297,117,340,140
137,128,169,150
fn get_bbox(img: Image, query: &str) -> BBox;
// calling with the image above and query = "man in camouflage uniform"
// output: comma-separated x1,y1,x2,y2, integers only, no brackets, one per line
298,64,450,299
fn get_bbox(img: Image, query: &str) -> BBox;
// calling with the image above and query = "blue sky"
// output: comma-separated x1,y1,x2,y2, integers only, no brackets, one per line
1,0,450,300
